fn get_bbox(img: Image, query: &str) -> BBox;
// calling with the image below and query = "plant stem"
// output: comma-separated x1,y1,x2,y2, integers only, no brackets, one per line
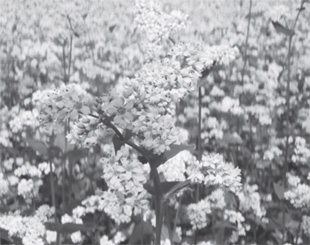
151,166,163,245
240,0,252,104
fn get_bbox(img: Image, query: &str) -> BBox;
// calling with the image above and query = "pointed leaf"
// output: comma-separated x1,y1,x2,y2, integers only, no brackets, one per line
25,138,48,155
45,222,95,233
273,182,285,200
128,220,153,245
271,21,294,36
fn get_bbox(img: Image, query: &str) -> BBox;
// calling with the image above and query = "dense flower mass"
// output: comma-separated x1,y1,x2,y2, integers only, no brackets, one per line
2,0,310,244
188,153,242,193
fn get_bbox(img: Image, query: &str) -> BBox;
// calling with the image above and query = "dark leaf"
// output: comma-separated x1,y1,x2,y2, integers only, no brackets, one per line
144,181,181,195
273,182,285,200
271,21,294,36
25,138,48,155
45,222,95,233
128,220,153,245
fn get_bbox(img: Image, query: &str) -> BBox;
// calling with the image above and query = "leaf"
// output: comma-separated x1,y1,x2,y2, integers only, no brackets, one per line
45,222,95,233
273,182,285,200
25,138,48,155
222,132,243,145
128,220,153,245
271,21,294,36
0,228,23,244
161,224,182,243
113,134,125,153
144,181,181,195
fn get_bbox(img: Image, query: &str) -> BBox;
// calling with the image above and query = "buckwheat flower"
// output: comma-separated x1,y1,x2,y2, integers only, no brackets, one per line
158,150,191,181
287,173,301,187
302,215,310,237
224,210,246,240
3,158,14,170
113,231,126,244
206,188,226,210
72,206,86,219
100,235,115,245
38,162,55,175
18,178,34,198
238,184,266,219
8,175,19,186
292,137,310,164
46,230,57,244
35,205,55,223
285,180,310,208
188,153,241,193
61,214,73,224
15,163,42,178
71,231,82,244
0,174,9,197
161,239,171,245
263,146,282,161
0,215,46,245
187,199,211,230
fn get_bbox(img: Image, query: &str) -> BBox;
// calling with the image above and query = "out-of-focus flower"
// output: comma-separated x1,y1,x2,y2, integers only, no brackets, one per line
285,175,310,209
18,179,34,198
0,215,45,245
238,184,266,219
100,235,115,245
0,173,9,197
302,215,310,237
188,153,241,192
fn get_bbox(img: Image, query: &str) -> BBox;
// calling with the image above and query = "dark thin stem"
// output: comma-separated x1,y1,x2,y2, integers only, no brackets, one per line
104,120,149,158
294,218,302,245
151,166,163,245
49,160,59,244
68,36,73,82
240,0,252,104
282,2,305,242
62,40,67,84
198,87,202,161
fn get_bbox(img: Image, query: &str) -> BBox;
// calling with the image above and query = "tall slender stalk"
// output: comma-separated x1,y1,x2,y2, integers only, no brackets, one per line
282,2,305,242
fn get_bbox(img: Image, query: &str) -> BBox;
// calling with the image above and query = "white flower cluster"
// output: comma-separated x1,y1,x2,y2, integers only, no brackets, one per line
224,210,247,243
0,173,9,197
38,162,55,175
187,199,211,230
37,83,93,128
9,108,39,133
0,215,46,245
134,0,188,42
35,205,55,223
188,153,241,192
99,232,126,245
100,146,150,223
18,179,34,198
14,162,42,178
263,146,282,161
292,137,310,164
285,173,310,209
187,188,226,230
238,184,267,219
61,213,83,244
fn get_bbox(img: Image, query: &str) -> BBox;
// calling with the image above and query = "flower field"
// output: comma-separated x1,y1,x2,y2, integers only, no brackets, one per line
1,0,310,244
